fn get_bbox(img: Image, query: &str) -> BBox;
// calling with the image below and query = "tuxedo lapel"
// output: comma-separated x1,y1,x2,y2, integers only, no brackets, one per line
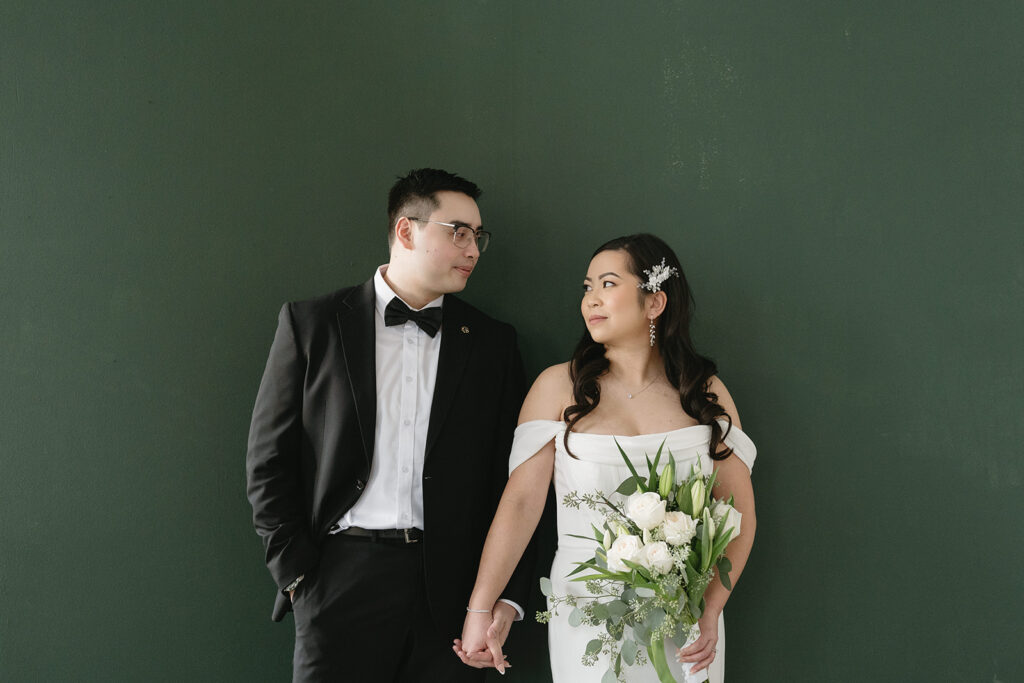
424,297,472,459
336,279,376,467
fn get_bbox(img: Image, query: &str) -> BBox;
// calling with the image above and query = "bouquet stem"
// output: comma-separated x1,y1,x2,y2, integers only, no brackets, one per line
647,641,679,683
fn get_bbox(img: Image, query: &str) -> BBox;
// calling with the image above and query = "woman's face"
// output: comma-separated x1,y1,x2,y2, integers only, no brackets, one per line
581,249,649,345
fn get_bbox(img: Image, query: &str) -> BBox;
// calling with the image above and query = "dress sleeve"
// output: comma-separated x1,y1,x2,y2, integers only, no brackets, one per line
508,420,564,476
721,421,757,472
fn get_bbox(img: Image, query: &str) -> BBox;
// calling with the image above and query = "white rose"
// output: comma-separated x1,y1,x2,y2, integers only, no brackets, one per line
607,534,643,572
625,492,667,530
711,500,742,539
639,541,674,575
661,511,698,546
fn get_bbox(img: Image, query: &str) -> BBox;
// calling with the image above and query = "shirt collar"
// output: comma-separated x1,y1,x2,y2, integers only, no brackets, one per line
373,265,444,320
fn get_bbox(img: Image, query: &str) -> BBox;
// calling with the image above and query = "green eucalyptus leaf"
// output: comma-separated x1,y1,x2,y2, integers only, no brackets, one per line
602,669,618,683
606,619,624,639
539,577,552,597
568,607,584,627
633,623,651,646
621,588,636,603
645,607,666,630
585,638,603,656
671,624,688,649
635,586,656,598
606,600,628,619
622,638,638,665
591,602,610,621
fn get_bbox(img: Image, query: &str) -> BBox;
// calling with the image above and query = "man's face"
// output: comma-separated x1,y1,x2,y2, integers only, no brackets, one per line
405,190,482,299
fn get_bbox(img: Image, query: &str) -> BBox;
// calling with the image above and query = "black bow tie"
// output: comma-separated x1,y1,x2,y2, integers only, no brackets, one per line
384,297,442,337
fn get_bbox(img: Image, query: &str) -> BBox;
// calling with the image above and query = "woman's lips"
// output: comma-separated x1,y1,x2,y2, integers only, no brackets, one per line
588,315,607,324
455,266,474,277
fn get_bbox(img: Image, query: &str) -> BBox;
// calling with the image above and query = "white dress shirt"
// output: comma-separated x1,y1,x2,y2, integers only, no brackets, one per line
336,266,441,532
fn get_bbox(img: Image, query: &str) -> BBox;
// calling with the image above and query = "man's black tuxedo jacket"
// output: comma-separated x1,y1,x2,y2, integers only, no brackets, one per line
246,279,531,629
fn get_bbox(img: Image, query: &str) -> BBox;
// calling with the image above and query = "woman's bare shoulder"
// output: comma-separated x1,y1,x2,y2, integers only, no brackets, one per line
707,374,742,429
519,362,573,423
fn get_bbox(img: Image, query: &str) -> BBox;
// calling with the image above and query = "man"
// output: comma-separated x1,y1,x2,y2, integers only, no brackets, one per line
246,169,531,681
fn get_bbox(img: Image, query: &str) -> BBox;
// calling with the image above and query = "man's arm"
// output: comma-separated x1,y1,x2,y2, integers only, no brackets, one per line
246,303,319,594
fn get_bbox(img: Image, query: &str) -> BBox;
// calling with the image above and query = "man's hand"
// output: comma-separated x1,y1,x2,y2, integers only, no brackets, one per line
452,601,517,674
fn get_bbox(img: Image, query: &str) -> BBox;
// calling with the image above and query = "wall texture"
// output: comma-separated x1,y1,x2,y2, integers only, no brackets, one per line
2,2,1022,680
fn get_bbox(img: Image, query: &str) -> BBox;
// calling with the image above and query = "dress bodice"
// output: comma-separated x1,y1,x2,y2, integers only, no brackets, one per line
510,420,756,551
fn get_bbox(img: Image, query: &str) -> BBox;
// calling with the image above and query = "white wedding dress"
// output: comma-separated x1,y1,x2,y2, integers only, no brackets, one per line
509,420,756,683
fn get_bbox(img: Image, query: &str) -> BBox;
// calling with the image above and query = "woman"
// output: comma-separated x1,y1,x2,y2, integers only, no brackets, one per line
454,234,757,681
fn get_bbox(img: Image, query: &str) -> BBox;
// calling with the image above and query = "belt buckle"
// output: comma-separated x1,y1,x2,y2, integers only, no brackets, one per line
404,528,419,544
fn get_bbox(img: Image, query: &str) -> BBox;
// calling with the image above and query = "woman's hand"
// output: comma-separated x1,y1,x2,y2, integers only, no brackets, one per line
675,605,720,675
453,602,517,674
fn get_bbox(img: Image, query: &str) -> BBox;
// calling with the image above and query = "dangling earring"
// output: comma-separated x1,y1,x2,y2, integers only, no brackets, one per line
649,318,656,347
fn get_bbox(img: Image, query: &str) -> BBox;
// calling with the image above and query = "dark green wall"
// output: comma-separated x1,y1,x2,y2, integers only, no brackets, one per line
2,2,1021,681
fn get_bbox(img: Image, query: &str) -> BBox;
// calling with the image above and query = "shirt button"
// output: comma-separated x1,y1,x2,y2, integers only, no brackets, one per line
402,466,409,473
403,419,411,426
407,338,414,344
405,376,412,383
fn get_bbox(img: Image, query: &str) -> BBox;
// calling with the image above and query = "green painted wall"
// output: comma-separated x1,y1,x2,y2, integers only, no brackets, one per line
2,2,1021,681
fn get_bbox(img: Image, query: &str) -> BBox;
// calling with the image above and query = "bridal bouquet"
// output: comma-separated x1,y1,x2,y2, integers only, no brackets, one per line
537,442,740,683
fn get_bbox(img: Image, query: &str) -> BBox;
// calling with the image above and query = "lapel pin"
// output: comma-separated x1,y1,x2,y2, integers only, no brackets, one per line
460,325,470,334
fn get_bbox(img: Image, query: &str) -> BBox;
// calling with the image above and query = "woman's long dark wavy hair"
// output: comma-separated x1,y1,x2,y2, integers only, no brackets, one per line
563,233,734,460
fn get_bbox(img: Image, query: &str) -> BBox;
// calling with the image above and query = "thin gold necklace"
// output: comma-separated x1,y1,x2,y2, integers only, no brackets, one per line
621,375,658,399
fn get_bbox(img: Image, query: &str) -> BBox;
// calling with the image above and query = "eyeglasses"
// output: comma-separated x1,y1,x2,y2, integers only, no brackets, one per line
407,218,491,253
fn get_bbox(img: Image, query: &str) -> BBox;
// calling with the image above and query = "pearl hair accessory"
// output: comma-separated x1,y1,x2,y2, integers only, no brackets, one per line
637,258,680,293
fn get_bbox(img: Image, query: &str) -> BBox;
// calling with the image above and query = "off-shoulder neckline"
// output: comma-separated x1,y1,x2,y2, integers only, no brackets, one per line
515,419,732,440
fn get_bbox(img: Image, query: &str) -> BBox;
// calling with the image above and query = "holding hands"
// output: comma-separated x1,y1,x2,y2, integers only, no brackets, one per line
453,601,518,674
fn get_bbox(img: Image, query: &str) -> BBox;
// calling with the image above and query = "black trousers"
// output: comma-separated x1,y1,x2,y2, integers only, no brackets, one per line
291,533,484,683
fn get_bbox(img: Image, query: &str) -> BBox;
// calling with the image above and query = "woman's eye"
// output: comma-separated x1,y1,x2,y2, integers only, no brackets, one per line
602,281,615,288
582,284,591,292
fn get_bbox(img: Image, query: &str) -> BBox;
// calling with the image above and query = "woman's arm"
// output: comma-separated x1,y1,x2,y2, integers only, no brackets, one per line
453,364,570,672
678,376,757,675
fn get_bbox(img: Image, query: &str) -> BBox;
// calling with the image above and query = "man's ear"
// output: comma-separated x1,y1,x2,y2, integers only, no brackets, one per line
647,291,667,320
393,217,417,251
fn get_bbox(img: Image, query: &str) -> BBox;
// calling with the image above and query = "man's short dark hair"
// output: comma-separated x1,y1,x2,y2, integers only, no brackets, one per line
387,168,482,246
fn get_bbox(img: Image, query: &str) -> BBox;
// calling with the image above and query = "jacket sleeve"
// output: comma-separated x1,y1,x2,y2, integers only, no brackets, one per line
246,303,320,594
494,329,538,608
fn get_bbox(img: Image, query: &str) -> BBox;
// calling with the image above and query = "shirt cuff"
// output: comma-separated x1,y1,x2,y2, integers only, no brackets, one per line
498,598,524,621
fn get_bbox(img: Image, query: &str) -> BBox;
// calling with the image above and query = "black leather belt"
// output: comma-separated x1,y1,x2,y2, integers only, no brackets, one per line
337,526,423,544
